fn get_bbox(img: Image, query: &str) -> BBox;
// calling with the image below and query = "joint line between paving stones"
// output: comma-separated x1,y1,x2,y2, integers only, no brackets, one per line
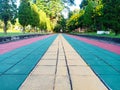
1,36,56,75
53,37,59,90
17,35,58,89
64,34,110,90
0,37,49,63
66,35,120,74
61,35,73,90
65,34,120,74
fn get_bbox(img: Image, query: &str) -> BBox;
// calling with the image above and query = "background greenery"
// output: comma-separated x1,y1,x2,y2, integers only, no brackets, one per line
0,0,120,37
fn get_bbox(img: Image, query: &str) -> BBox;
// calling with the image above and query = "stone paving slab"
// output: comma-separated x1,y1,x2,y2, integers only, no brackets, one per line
69,66,95,75
20,34,107,90
54,76,71,90
71,75,107,90
37,60,56,65
57,60,66,66
67,59,86,66
20,75,54,90
31,66,56,75
56,66,68,76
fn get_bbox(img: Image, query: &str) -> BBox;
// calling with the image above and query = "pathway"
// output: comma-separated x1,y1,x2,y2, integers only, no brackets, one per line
0,35,52,54
0,34,120,89
20,34,107,90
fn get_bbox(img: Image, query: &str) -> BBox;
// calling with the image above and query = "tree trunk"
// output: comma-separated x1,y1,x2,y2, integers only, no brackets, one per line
22,26,25,34
115,30,118,36
4,21,7,34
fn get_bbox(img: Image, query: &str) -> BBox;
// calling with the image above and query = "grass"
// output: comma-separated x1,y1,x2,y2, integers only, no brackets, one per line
70,32,120,38
0,29,23,37
0,32,25,37
0,29,46,37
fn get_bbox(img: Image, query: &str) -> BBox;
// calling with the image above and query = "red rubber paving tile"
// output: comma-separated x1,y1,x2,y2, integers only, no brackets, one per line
0,35,52,54
69,35,120,55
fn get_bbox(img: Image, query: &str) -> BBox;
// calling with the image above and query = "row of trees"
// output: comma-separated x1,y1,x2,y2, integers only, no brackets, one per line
0,0,17,34
67,0,120,35
0,0,74,34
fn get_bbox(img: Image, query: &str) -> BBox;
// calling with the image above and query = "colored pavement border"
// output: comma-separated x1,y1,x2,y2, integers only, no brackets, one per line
0,34,57,89
0,34,52,55
68,34,120,55
20,34,107,90
63,34,120,90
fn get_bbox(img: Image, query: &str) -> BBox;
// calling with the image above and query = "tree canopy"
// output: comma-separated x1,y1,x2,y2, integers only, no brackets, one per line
18,0,31,33
0,0,17,34
66,0,120,35
1,0,120,35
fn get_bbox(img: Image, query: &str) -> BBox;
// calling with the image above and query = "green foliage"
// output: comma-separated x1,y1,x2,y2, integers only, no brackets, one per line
102,0,120,35
30,4,40,28
39,10,47,30
47,1,64,19
66,10,84,31
80,0,88,9
18,0,31,33
46,17,52,32
83,1,95,27
0,0,17,34
0,20,4,28
36,0,64,31
54,24,62,33
83,0,103,28
54,15,66,32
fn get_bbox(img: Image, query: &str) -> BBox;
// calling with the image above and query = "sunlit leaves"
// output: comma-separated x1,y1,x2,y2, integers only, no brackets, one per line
67,10,84,31
102,0,120,35
0,0,17,33
18,0,31,27
30,4,40,28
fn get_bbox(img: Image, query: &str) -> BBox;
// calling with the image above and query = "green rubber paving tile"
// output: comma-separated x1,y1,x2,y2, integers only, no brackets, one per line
0,46,30,58
0,35,57,89
92,52,120,61
18,59,39,66
93,46,120,59
81,55,98,60
1,57,24,64
63,34,120,89
0,64,13,73
112,66,120,72
18,55,42,66
99,75,120,90
5,65,34,74
91,65,120,75
0,75,27,90
66,35,120,60
85,59,107,66
103,60,120,65
0,38,47,62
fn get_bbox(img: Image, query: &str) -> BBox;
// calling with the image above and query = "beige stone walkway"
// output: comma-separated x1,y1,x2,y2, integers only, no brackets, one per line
19,34,108,90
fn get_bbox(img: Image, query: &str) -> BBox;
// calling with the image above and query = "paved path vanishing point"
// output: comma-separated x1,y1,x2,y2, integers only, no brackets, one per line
20,34,107,90
0,34,120,90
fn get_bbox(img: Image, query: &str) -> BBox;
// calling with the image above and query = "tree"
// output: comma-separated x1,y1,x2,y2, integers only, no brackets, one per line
102,0,120,35
54,15,67,32
36,0,64,30
18,0,31,33
80,0,88,9
0,0,17,34
46,17,53,32
30,4,40,31
66,10,84,32
39,10,47,31
34,0,75,5
83,1,95,29
82,0,103,31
